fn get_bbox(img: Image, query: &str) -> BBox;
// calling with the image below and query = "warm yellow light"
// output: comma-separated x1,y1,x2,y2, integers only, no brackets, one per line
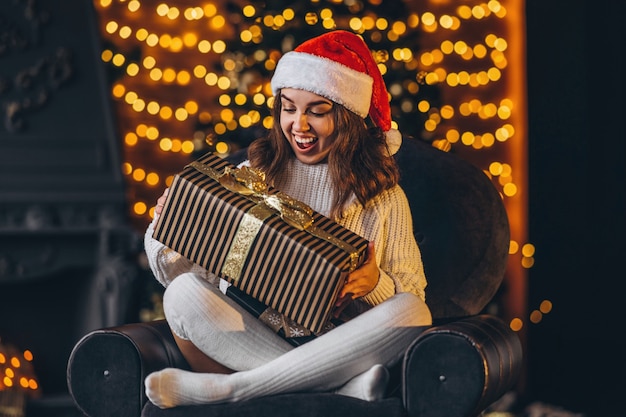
132,168,146,182
100,49,113,62
159,138,172,151
521,243,535,257
146,172,160,186
125,132,138,146
203,3,217,17
133,202,147,215
421,12,436,26
214,123,226,135
529,310,542,324
439,15,453,29
213,40,226,54
217,76,231,90
146,101,160,115
105,21,118,34
162,68,176,83
143,56,156,69
181,141,195,154
283,8,295,20
215,141,230,154
112,84,125,98
234,94,247,106
119,25,132,39
509,318,523,331
522,257,535,269
183,32,198,48
198,40,212,53
149,68,163,81
204,73,218,86
176,70,191,85
210,15,226,30
243,5,255,17
446,129,460,143
146,126,159,140
185,101,198,114
132,99,146,112
240,31,253,43
322,19,335,30
174,108,189,121
112,53,125,66
126,63,139,76
159,106,173,120
540,300,553,314
461,132,475,146
503,182,517,197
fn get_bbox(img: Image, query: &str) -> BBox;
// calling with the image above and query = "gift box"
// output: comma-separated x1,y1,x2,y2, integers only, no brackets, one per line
152,152,369,334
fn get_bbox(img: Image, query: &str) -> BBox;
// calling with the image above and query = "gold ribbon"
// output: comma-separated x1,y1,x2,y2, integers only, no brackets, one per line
187,161,362,280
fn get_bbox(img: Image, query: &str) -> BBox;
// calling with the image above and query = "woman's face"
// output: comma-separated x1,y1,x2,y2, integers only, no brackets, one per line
279,88,336,165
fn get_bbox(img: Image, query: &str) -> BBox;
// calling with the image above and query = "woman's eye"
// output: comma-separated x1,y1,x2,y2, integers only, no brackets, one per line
282,107,296,113
309,108,330,117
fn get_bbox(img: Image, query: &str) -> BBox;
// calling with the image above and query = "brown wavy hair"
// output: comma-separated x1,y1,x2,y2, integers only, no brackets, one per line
247,91,399,219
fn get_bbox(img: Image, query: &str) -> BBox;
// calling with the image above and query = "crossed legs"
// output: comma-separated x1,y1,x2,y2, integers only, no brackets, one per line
145,272,431,408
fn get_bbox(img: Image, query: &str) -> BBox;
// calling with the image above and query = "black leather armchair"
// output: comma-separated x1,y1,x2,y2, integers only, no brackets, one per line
67,137,523,417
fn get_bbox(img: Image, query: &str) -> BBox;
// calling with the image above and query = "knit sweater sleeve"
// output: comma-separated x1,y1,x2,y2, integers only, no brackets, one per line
339,185,427,306
144,216,219,288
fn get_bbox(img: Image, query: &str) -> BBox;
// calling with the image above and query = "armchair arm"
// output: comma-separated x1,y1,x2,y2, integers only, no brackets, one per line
402,314,523,417
67,320,188,417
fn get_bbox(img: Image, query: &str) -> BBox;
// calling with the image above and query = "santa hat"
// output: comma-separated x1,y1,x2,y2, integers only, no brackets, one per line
271,30,401,154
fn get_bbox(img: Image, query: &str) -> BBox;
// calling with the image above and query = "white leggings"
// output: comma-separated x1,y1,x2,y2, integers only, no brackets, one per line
162,272,432,394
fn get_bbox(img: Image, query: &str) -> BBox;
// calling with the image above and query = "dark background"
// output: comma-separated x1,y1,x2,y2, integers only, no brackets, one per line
526,1,625,416
1,1,624,416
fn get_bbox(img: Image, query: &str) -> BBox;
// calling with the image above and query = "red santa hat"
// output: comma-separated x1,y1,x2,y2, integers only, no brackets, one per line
271,30,401,154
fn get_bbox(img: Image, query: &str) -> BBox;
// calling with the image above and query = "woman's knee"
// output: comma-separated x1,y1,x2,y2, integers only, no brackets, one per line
162,273,217,336
389,292,432,326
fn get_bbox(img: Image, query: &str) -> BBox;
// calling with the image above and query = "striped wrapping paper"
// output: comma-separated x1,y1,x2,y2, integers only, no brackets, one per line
152,152,369,334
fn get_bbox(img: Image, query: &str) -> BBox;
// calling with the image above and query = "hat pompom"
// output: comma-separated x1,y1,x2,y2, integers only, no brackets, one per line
385,128,402,156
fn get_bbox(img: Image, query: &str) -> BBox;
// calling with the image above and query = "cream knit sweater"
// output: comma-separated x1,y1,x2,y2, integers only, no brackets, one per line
144,158,426,308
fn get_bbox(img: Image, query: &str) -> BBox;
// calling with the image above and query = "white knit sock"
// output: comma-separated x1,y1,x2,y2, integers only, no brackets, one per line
145,291,431,408
334,364,390,401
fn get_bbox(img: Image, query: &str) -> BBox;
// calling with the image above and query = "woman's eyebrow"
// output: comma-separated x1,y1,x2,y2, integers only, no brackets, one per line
280,93,332,107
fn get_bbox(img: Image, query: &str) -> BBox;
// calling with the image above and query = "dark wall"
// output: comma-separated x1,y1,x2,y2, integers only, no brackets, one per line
526,1,625,416
0,0,139,407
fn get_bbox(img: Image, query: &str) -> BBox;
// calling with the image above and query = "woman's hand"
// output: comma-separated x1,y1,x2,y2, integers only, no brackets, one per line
154,188,169,217
338,241,379,301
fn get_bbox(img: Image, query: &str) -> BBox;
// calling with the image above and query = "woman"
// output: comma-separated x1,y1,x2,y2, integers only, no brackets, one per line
143,30,431,408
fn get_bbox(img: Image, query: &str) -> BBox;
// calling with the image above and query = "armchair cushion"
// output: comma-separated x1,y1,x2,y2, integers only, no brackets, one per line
393,138,509,319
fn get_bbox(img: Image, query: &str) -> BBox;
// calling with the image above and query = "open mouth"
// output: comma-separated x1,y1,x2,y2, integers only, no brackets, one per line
294,135,318,150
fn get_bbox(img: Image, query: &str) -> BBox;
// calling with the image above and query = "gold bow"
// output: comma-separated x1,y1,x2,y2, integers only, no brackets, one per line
189,162,314,230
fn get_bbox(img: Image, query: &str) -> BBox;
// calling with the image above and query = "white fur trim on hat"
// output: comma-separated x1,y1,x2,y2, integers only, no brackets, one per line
271,52,374,118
